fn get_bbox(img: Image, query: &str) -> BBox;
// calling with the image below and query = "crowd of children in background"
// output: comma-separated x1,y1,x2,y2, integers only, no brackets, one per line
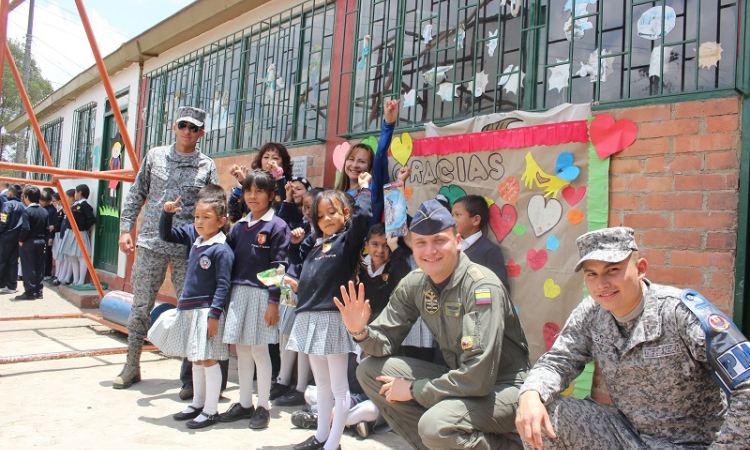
0,182,94,300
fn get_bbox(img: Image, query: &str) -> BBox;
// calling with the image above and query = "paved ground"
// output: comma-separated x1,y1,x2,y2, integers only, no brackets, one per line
0,285,411,450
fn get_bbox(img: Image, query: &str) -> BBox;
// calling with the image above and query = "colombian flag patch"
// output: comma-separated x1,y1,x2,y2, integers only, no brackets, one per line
474,288,491,305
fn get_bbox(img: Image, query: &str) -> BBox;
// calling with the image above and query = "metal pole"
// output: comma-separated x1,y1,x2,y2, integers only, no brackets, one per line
20,0,32,94
0,161,136,182
0,346,158,364
0,0,10,102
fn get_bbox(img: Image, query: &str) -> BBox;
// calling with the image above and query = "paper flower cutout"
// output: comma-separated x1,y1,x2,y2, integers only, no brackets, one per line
403,89,416,108
437,83,459,102
465,71,489,97
698,42,723,69
637,6,676,40
576,48,614,83
548,60,570,92
422,65,453,86
422,23,434,44
498,64,525,94
487,30,499,56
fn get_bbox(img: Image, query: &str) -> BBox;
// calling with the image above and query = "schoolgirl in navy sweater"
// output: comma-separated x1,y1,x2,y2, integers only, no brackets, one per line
58,184,96,285
148,186,233,429
220,169,291,430
287,173,372,450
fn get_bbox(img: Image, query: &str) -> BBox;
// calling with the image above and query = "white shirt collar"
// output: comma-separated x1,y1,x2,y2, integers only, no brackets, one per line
73,198,87,206
28,203,40,207
460,230,482,251
363,254,386,278
194,231,227,248
238,208,275,226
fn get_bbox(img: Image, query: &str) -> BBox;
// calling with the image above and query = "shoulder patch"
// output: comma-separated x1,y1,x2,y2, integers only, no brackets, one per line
468,266,485,282
474,288,492,305
461,336,474,350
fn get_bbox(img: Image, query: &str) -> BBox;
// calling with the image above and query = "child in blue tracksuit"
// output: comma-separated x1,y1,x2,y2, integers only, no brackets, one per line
148,184,233,430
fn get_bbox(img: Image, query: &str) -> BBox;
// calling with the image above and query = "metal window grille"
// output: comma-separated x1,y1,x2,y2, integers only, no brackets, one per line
31,118,63,181
69,102,97,171
342,0,741,134
142,0,336,157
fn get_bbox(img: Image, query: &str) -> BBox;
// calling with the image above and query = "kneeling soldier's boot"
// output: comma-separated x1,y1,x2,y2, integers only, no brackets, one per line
113,344,142,389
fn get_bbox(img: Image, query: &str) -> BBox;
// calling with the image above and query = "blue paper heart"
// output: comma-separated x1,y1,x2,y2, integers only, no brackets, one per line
555,152,580,182
547,235,560,252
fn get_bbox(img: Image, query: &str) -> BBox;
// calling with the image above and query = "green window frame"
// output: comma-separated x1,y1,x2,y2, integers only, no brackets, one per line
30,118,63,181
69,102,97,171
142,0,336,157
343,0,742,134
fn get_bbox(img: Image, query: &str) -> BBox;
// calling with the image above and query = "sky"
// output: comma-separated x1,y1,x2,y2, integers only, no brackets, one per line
6,0,196,90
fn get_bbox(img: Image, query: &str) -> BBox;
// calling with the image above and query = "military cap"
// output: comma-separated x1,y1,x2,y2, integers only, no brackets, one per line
574,226,639,272
410,199,455,235
174,106,207,127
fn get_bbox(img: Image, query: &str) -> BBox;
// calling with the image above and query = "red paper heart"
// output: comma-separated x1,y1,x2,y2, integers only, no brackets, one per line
590,114,638,159
543,322,561,351
489,203,517,243
527,249,548,271
506,260,521,278
562,186,586,207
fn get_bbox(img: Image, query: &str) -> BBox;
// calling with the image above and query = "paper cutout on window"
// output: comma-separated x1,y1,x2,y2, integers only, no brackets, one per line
487,30,499,56
422,23,434,44
554,152,580,182
576,48,614,83
513,223,527,236
488,202,516,243
456,23,466,50
390,133,414,166
564,4,593,41
522,152,571,198
648,45,675,78
637,6,676,40
548,60,570,92
527,249,548,271
332,141,351,171
308,44,322,106
546,235,560,251
528,194,563,237
437,82,458,102
500,0,520,17
544,278,561,298
403,89,416,108
698,42,723,69
466,71,489,98
358,35,371,70
207,90,229,131
497,176,520,205
590,114,638,159
422,65,453,86
498,64,525,94
265,63,285,103
563,0,597,12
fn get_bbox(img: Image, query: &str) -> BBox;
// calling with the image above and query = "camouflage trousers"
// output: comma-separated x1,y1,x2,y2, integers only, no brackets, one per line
358,356,522,450
127,247,188,346
524,396,707,450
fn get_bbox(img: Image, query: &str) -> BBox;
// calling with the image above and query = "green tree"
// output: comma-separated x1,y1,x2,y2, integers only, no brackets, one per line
0,38,53,164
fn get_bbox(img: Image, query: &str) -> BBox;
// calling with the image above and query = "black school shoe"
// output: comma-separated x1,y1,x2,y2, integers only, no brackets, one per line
269,382,289,400
275,389,306,406
248,406,270,429
14,293,36,300
173,406,203,421
186,412,219,429
218,403,255,422
293,436,325,450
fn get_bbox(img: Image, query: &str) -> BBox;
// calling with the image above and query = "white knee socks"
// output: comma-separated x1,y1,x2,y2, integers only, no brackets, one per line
236,344,272,410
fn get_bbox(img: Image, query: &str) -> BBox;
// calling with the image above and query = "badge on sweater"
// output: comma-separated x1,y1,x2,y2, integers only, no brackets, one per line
461,336,474,350
257,233,267,245
200,255,211,269
322,243,332,253
382,273,389,282
474,288,492,305
424,288,439,314
0,213,6,222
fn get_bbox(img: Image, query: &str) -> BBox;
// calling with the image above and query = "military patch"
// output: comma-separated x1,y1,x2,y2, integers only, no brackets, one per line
474,288,492,305
709,314,730,331
423,288,439,314
444,302,461,317
468,266,485,282
199,255,211,269
322,243,332,253
257,233,267,245
643,343,681,359
461,336,474,350
0,213,6,222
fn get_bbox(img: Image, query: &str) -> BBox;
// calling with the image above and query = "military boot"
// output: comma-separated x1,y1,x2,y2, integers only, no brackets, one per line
113,344,142,389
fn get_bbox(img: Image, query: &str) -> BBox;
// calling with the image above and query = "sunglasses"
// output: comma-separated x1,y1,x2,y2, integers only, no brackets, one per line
177,122,202,133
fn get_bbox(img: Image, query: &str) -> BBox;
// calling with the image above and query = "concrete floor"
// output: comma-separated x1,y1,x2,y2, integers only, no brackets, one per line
0,285,411,450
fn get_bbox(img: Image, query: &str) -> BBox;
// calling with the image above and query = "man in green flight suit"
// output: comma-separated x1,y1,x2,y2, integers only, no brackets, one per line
335,199,530,450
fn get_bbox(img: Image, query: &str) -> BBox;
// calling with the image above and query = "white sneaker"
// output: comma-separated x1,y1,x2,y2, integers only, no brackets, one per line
0,287,18,295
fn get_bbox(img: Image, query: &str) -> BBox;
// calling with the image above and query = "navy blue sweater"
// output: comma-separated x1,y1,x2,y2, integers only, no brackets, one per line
0,197,25,236
228,176,288,223
464,234,510,292
19,204,49,242
358,246,412,320
229,212,290,303
69,200,96,232
290,189,372,313
43,204,56,240
159,210,233,319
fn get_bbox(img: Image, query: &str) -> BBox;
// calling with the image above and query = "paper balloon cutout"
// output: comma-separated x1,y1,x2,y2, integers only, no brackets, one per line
544,278,561,298
637,6,676,40
489,203,517,243
555,152,580,181
391,133,414,166
698,42,723,69
562,186,586,207
507,260,521,278
332,141,351,171
527,249,548,271
497,176,520,205
528,194,563,237
590,114,638,159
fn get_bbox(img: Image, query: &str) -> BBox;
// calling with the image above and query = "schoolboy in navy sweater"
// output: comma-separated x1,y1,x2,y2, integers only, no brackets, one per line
17,187,49,300
0,184,25,293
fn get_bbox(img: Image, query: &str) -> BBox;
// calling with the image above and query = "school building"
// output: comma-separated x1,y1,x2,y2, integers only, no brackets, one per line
7,0,750,334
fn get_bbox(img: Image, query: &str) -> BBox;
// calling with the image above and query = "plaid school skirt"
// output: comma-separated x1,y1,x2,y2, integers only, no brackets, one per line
287,311,357,356
223,284,279,345
148,307,229,362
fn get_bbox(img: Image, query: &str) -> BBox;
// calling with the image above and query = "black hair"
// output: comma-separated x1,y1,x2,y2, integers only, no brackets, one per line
42,187,55,195
40,190,52,203
196,183,230,234
65,189,75,198
23,186,41,203
9,184,23,197
310,189,351,237
454,195,489,232
241,169,277,209
251,142,293,178
291,177,313,192
304,187,324,201
52,193,61,201
366,223,386,241
75,184,90,198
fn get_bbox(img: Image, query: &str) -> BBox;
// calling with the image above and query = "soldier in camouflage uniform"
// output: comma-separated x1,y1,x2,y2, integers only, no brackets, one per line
113,107,219,389
516,227,750,449
335,200,530,450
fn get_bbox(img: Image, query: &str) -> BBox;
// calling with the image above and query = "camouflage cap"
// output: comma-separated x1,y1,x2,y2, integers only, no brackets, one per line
174,106,207,127
574,226,638,272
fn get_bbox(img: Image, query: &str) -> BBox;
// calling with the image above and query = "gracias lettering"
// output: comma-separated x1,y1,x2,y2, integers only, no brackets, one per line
392,152,505,184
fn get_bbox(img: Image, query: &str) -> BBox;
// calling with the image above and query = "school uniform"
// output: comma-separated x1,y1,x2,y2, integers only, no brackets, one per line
51,207,65,262
228,176,288,223
42,203,56,277
19,203,49,297
0,196,25,290
223,209,290,346
148,219,234,362
60,199,95,257
287,189,372,356
358,246,411,321
461,231,510,292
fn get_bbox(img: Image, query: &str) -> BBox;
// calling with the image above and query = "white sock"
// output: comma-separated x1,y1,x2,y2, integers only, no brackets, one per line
76,257,87,284
309,355,332,443
236,344,255,409
68,256,79,284
296,352,311,393
189,363,206,410
325,353,350,450
252,344,272,410
203,363,222,415
278,334,295,386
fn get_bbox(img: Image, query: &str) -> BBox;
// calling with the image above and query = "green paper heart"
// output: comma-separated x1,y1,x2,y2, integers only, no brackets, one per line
512,223,527,236
361,136,378,153
438,185,467,207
